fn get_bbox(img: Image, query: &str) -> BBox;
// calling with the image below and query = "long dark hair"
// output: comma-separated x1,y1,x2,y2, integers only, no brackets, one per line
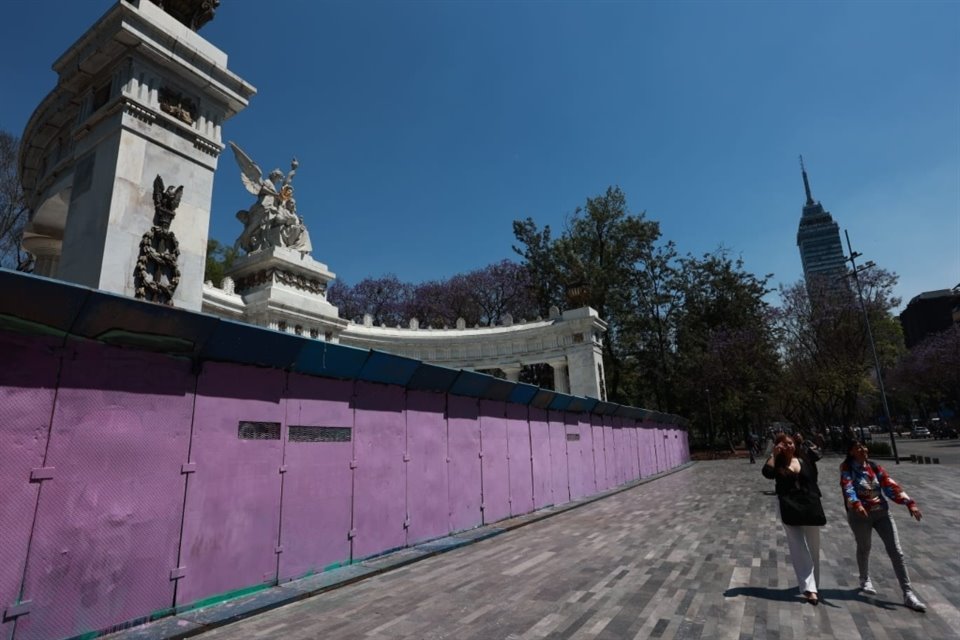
843,438,865,469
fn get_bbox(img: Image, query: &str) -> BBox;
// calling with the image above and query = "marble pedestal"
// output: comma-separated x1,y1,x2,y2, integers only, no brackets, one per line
224,247,348,339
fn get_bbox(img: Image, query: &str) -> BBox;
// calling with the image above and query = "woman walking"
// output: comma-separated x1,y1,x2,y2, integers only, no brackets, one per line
762,433,826,604
840,439,927,611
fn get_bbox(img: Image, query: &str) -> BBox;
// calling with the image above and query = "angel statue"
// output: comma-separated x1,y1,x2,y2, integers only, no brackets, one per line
229,141,313,256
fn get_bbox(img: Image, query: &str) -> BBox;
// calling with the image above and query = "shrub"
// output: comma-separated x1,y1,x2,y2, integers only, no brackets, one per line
868,441,892,457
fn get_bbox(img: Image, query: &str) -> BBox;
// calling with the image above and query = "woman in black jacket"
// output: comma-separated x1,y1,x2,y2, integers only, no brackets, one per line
762,433,827,604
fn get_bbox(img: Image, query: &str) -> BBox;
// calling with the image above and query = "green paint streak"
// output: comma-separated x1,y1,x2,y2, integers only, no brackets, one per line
0,313,69,339
181,583,270,612
322,560,349,572
150,607,175,620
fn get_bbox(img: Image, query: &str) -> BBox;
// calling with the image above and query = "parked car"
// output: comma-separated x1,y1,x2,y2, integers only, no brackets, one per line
911,426,931,439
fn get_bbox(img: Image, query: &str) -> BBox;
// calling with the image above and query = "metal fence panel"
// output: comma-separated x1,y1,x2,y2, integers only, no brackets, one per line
178,362,285,607
577,416,596,495
352,382,406,560
626,421,640,481
17,343,193,640
602,420,616,489
590,417,607,491
446,396,481,533
547,411,569,505
279,375,354,581
506,404,533,516
0,335,59,640
479,400,510,524
655,426,667,474
564,413,585,500
614,417,629,485
405,391,449,546
528,407,552,509
637,427,652,478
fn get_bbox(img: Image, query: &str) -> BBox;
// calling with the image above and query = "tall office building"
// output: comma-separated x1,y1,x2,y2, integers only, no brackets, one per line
796,159,846,284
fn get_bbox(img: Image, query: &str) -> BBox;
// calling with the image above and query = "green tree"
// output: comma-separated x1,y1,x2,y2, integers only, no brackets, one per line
775,268,902,432
513,186,662,403
670,250,779,447
204,238,238,287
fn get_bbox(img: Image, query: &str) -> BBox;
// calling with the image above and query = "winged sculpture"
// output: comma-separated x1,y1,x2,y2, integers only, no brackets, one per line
229,141,312,255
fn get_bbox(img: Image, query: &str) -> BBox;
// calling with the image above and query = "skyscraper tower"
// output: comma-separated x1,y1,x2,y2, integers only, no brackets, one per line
796,157,846,284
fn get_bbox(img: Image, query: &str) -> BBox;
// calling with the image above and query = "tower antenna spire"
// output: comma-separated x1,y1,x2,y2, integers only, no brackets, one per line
799,154,814,206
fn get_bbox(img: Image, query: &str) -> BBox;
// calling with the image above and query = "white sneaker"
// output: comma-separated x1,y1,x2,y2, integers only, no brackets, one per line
904,591,927,612
859,579,877,595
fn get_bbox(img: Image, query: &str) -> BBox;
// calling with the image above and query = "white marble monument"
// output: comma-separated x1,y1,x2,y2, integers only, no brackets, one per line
18,0,255,310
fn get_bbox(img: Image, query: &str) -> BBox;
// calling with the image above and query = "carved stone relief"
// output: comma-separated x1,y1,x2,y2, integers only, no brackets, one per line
134,175,182,305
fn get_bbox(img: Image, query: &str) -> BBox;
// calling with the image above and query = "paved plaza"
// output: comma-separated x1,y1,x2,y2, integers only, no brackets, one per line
176,454,960,640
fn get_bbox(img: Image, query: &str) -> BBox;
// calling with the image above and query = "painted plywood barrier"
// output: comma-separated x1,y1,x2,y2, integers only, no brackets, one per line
446,396,482,533
0,327,687,640
0,334,58,640
547,410,570,506
479,400,510,525
528,407,552,509
405,390,449,546
506,403,534,517
352,382,407,560
279,375,354,580
18,343,194,640
178,363,286,607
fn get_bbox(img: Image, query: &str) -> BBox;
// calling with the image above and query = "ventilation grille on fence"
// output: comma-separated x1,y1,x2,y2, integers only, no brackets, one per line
289,426,352,443
238,421,281,440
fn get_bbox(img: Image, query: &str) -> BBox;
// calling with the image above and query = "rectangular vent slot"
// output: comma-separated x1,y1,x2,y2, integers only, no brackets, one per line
566,433,581,441
238,421,281,440
289,426,352,443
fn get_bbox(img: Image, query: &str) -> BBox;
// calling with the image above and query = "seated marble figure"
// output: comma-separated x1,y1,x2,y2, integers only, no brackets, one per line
230,142,312,256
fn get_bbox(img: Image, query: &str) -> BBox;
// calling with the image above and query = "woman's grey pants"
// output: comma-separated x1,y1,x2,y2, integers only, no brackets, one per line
846,508,912,593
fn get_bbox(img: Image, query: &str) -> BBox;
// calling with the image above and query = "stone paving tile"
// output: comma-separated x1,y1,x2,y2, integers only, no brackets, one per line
190,458,960,639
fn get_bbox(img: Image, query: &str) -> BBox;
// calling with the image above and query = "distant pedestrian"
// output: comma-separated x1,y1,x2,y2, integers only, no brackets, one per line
840,439,927,612
762,433,826,605
745,432,757,463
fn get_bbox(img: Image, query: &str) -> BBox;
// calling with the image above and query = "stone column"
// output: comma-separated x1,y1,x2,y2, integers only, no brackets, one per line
501,365,522,383
18,0,254,310
549,360,570,394
20,234,62,278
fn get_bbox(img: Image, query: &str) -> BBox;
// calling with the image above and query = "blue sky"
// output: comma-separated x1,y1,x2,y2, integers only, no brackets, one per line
2,1,957,311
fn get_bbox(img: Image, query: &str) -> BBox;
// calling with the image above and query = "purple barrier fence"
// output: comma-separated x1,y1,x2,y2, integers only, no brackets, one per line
0,321,690,640
655,426,668,474
352,382,406,560
178,363,286,606
405,391,449,546
279,375,354,580
479,400,510,524
528,407,552,509
602,420,616,489
614,418,628,485
591,417,608,491
626,421,640,480
506,404,534,516
0,334,58,640
446,396,481,533
564,413,586,500
18,343,194,640
547,411,569,505
577,416,597,495
639,428,654,478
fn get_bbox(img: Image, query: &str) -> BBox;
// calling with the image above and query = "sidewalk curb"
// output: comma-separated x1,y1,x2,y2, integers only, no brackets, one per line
102,462,696,640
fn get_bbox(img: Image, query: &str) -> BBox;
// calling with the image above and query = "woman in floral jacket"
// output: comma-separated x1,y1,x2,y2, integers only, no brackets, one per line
840,439,927,611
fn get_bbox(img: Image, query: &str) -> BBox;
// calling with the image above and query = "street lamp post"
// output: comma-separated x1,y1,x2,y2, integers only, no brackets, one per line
844,230,899,463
